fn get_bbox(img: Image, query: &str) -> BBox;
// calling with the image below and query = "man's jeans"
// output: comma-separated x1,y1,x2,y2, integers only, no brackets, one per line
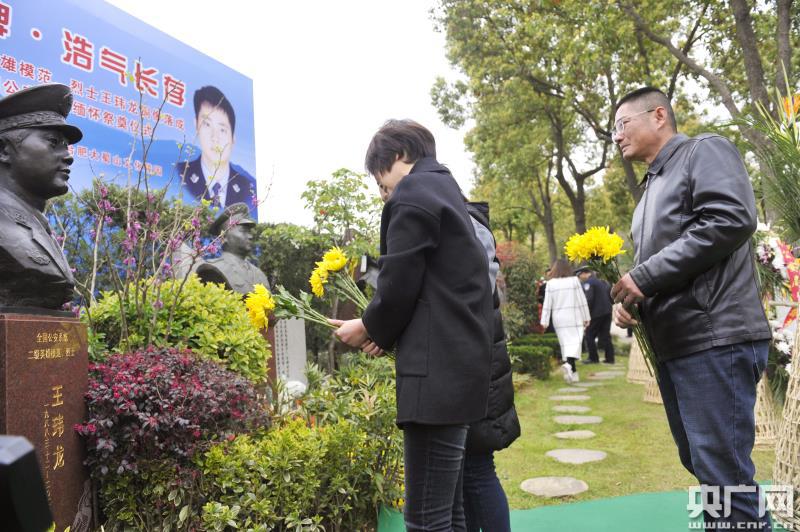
657,340,772,531
463,451,511,532
403,423,468,532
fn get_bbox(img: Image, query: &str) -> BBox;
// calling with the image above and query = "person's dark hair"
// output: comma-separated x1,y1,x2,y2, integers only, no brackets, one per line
616,87,677,132
549,259,574,279
365,119,436,177
193,85,236,135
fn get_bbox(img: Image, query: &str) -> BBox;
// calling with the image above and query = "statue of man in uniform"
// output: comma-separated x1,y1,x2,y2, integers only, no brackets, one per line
0,84,83,309
196,202,269,295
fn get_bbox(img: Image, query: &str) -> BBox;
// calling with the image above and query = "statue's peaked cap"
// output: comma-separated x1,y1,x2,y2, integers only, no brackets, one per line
209,202,256,236
0,84,83,144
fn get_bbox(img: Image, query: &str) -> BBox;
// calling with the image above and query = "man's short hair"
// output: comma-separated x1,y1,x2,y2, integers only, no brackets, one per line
365,119,436,177
617,87,677,132
193,85,236,135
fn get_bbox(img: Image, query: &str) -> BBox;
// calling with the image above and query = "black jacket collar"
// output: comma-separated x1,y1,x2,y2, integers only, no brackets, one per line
410,156,451,176
648,133,689,175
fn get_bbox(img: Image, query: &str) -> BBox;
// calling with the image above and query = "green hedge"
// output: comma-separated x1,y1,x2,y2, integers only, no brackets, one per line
86,274,270,382
508,345,552,380
513,333,561,359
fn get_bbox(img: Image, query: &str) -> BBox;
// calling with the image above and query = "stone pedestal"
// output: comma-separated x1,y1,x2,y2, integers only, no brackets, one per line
0,311,89,531
273,318,307,385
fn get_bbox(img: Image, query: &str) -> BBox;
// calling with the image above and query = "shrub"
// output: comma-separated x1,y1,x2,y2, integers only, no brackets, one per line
509,345,552,380
87,274,270,382
499,301,529,342
201,354,403,531
497,242,542,332
201,420,361,531
74,347,269,530
514,333,562,359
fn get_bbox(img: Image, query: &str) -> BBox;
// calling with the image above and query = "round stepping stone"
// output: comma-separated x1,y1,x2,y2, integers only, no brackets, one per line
555,430,596,439
557,387,587,393
548,395,591,401
553,415,603,425
546,449,607,464
573,382,604,388
594,370,625,377
587,374,619,381
520,476,589,498
552,405,590,413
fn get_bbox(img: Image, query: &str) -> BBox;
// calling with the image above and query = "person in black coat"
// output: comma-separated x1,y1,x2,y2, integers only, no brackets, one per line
576,266,615,364
331,120,493,531
463,201,520,532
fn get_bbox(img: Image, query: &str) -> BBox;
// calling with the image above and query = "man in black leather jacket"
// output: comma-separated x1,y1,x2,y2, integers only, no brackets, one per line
610,87,772,531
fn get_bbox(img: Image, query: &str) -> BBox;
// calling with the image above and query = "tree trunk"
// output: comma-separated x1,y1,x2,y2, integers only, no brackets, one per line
621,156,644,202
729,0,769,110
776,0,793,93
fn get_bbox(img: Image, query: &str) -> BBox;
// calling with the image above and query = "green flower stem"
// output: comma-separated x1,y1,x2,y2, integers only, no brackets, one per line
332,273,370,312
588,256,660,380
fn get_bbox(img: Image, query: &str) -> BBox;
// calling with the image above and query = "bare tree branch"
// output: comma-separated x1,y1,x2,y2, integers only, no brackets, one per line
617,0,742,118
667,1,709,99
729,0,769,110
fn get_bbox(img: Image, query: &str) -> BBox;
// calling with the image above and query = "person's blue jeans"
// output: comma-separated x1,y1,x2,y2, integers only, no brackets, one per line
657,340,772,531
462,451,511,532
403,423,468,531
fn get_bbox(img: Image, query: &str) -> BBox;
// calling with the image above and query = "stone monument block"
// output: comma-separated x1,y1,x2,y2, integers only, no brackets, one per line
273,318,307,385
0,311,89,530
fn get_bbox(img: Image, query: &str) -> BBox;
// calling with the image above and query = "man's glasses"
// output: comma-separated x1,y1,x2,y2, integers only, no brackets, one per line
613,108,655,136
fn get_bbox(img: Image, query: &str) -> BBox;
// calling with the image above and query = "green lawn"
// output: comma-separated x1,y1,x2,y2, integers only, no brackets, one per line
497,349,776,510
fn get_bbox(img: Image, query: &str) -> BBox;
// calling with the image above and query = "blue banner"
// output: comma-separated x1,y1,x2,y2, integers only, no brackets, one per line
0,0,258,219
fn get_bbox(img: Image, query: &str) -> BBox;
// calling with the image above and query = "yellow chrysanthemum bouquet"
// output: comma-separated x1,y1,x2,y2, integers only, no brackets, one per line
565,226,658,378
257,246,371,332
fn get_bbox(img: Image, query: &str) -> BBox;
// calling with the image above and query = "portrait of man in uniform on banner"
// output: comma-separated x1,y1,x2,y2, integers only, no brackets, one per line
178,85,258,219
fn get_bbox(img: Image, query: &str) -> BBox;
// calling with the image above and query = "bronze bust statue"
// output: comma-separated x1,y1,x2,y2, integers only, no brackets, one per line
196,202,269,295
0,84,83,309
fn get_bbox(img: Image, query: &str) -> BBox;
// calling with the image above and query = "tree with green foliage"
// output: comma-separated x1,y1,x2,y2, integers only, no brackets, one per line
301,168,381,258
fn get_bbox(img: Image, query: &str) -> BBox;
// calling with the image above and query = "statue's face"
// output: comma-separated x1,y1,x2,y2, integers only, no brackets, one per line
6,128,72,199
224,224,253,257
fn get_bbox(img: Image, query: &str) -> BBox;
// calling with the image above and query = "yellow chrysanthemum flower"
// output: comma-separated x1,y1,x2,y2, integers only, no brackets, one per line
564,226,625,263
309,267,328,298
321,246,348,272
245,283,276,330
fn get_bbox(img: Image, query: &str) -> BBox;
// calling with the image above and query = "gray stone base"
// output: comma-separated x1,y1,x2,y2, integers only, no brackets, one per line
574,382,605,388
520,476,589,497
557,387,587,393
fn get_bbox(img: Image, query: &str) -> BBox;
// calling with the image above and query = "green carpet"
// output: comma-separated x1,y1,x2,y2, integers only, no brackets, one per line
377,485,788,531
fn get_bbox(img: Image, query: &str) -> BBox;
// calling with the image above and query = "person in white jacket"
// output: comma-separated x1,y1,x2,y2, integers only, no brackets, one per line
540,259,591,382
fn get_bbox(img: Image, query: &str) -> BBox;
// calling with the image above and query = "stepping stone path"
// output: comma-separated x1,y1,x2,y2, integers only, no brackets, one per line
554,430,596,439
520,476,589,498
539,373,620,494
553,415,603,425
552,405,590,413
593,370,625,377
548,395,591,401
546,449,607,464
587,373,622,381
